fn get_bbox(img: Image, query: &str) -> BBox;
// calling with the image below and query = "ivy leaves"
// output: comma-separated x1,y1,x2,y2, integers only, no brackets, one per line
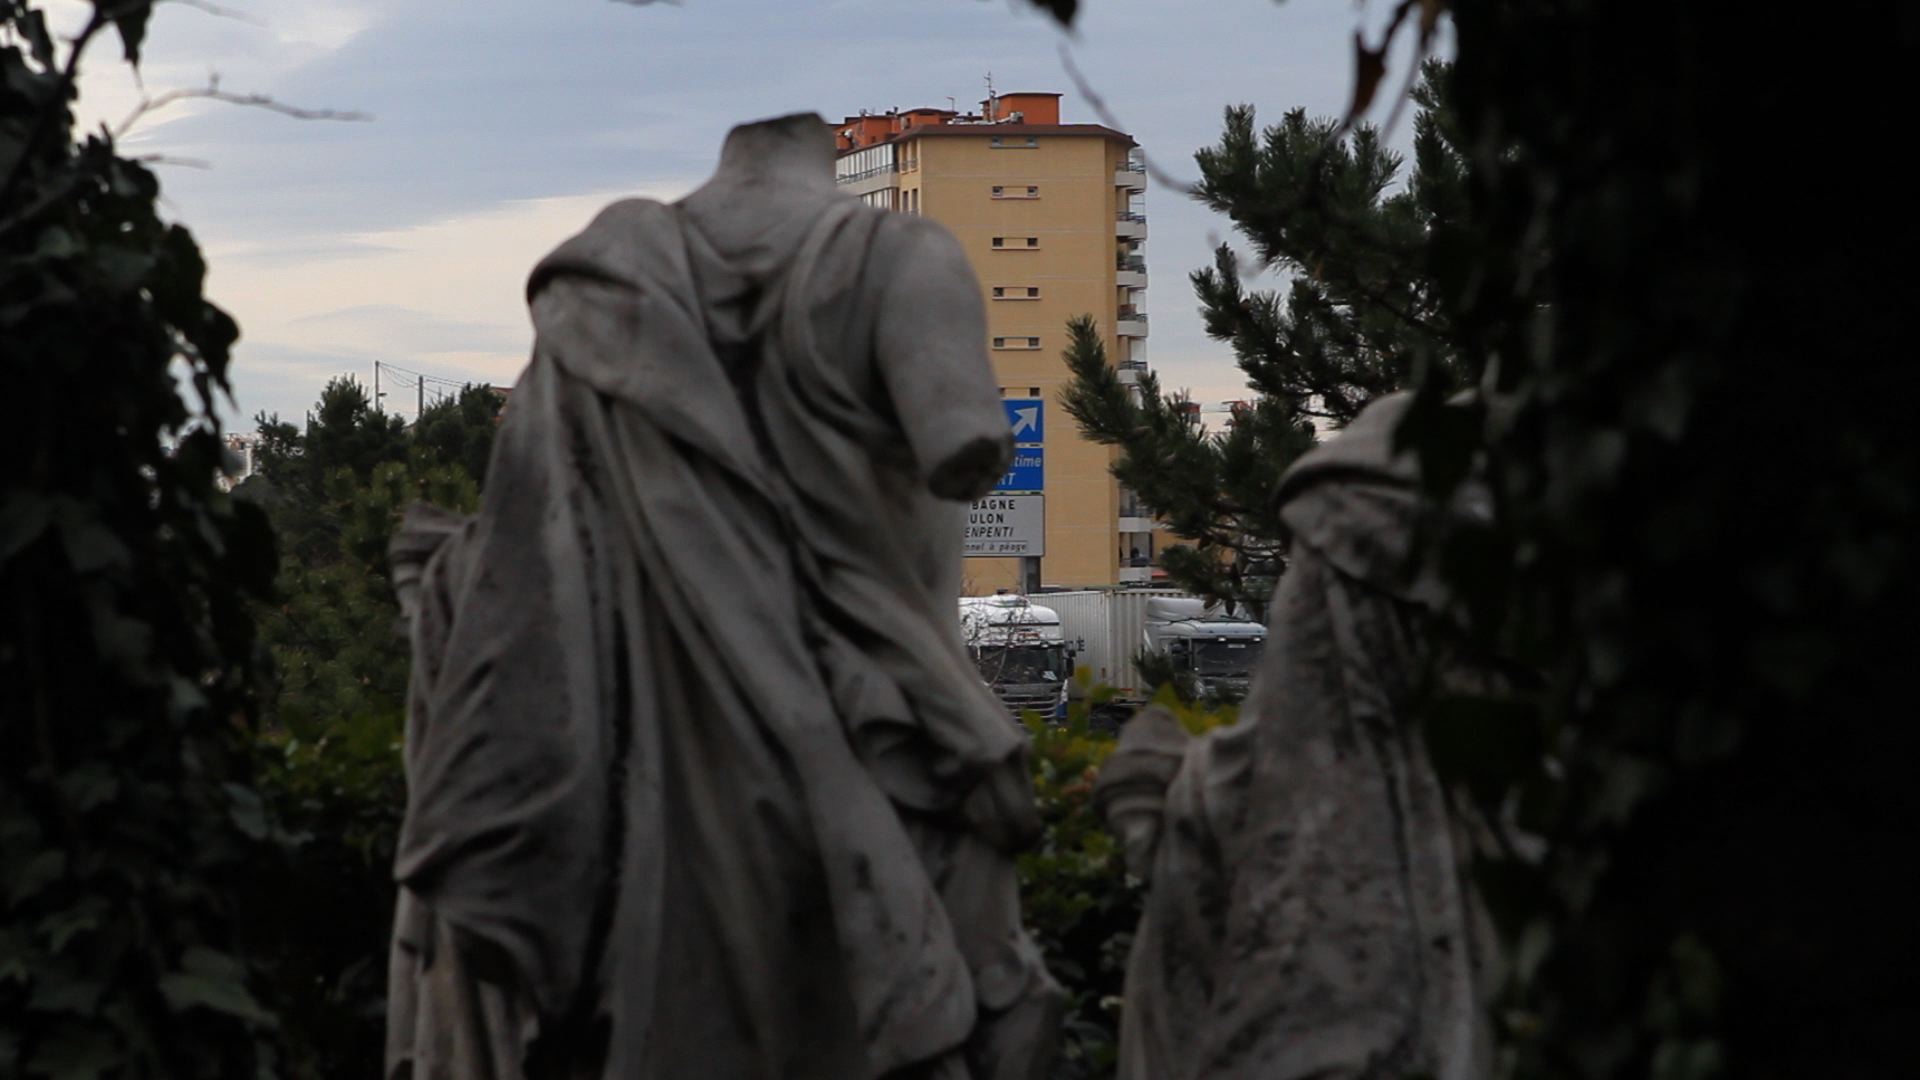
2,2,279,1074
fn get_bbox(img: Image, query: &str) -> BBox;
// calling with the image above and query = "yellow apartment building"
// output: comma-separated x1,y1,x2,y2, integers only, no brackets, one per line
834,92,1157,594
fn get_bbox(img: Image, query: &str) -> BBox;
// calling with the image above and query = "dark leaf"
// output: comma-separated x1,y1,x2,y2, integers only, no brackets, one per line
1346,33,1388,126
22,9,56,69
158,948,276,1027
106,0,151,64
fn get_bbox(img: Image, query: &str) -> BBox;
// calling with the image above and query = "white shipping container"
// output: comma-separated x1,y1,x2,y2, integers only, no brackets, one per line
1044,588,1186,697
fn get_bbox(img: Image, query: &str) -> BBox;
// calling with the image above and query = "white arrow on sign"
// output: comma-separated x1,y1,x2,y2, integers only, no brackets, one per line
1011,406,1040,438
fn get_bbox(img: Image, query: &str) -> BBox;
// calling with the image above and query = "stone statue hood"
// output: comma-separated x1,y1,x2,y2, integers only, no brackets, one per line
677,112,842,285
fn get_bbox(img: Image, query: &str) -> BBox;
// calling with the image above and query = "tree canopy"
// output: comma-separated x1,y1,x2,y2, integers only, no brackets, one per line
1062,61,1463,610
238,377,496,1075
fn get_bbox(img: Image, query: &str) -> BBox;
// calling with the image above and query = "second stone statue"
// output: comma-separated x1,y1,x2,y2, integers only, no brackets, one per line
1096,393,1504,1080
384,113,1063,1080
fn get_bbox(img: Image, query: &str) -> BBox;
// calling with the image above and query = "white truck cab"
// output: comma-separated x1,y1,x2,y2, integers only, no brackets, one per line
1142,596,1267,701
958,594,1072,719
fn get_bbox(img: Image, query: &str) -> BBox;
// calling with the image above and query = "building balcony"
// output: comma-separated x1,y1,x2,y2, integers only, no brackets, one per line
1115,210,1147,239
1116,254,1146,274
1114,161,1146,190
1116,360,1146,385
1117,515,1156,534
1117,565,1155,584
1117,313,1149,338
835,161,897,185
1116,267,1147,288
836,169,899,200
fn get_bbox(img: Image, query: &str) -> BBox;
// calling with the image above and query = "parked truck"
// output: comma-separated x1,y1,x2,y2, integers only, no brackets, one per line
1140,596,1267,701
1044,588,1182,700
1046,589,1267,703
958,594,1072,719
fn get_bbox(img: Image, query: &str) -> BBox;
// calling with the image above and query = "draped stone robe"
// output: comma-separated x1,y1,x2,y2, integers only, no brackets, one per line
385,182,1058,1079
1097,394,1498,1080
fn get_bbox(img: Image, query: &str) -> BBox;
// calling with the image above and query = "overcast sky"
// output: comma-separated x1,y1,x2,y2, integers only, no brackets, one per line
61,0,1440,427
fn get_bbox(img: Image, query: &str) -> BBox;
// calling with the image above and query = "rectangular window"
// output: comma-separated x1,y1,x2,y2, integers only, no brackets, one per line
992,336,1042,350
992,286,1040,301
991,185,1040,199
990,136,1039,149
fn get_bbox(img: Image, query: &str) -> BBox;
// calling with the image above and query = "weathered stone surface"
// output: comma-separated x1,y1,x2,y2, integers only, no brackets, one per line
1098,393,1497,1080
385,113,1061,1080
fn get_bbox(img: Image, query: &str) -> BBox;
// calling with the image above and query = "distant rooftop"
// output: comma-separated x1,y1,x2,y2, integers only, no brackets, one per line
834,91,1133,153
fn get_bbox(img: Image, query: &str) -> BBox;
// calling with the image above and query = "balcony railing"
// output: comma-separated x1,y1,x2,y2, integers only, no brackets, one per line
1117,255,1146,273
834,163,898,185
1120,159,1146,173
1118,358,1148,371
1116,210,1146,223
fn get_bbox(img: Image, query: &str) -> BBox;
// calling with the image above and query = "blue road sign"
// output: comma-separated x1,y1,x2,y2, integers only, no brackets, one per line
1002,398,1044,445
994,447,1044,493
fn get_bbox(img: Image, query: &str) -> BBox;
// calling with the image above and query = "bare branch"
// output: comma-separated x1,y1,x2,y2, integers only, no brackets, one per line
131,152,212,169
1375,36,1426,141
114,78,372,139
161,0,266,26
1057,44,1199,196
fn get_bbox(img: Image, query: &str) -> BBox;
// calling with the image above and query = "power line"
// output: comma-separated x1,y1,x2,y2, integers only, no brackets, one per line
372,360,483,419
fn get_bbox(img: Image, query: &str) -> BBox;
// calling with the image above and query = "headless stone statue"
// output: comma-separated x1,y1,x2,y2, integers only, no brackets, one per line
384,113,1062,1080
1096,393,1499,1080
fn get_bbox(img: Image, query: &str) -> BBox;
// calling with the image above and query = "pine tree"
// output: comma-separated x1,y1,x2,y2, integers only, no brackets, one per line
1062,61,1464,610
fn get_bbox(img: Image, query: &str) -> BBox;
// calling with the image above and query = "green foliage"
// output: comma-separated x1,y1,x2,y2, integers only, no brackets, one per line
1,2,280,1072
240,382,490,1075
1061,315,1311,609
1019,701,1132,1080
411,383,503,487
1016,683,1235,1079
1061,64,1463,611
248,377,407,566
1191,78,1461,426
1392,5,1917,1077
1048,1,1917,1075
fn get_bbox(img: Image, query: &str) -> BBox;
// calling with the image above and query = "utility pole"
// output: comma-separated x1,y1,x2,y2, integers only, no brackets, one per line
373,361,382,413
417,376,424,420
